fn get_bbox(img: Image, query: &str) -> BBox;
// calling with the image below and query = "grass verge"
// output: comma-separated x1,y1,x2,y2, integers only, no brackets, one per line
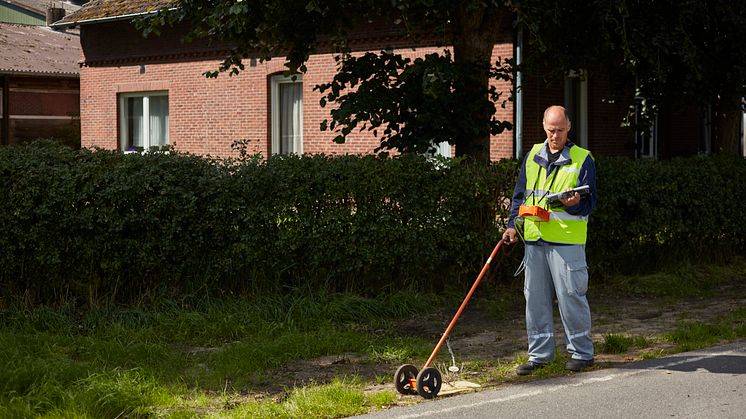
1,260,744,417
0,291,432,418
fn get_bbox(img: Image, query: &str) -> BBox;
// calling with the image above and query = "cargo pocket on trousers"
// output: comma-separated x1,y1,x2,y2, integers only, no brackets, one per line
564,260,588,296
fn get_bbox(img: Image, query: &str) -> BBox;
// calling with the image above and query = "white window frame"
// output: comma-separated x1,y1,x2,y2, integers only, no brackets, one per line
271,75,303,155
564,69,588,149
119,91,169,153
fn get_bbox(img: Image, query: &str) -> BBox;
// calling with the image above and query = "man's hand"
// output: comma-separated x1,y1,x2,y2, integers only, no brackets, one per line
502,228,517,245
560,190,581,207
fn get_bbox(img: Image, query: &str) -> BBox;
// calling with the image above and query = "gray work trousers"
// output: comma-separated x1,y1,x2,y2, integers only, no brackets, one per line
524,243,594,363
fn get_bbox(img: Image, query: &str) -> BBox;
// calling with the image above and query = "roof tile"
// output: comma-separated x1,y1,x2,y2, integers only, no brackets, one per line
55,0,175,26
0,22,81,76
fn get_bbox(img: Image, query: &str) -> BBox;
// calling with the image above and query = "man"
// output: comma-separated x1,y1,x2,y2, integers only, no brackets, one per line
502,105,597,375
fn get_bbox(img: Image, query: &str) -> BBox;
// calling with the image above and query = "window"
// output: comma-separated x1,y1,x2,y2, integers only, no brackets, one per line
421,140,451,161
741,98,746,158
564,70,588,148
433,141,451,158
702,105,712,155
119,92,169,152
633,98,658,159
271,75,303,155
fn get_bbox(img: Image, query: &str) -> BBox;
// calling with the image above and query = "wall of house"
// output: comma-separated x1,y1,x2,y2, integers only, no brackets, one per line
521,69,634,159
79,20,514,160
585,72,635,157
656,105,703,158
1,75,80,146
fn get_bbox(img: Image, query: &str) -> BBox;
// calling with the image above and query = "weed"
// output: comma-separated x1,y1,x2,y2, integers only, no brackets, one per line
600,333,649,354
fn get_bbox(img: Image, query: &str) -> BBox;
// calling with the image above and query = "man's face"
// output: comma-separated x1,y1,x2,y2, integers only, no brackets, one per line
543,111,571,152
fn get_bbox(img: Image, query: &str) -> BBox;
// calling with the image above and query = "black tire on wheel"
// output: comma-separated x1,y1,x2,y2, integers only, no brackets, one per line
416,367,442,399
394,364,419,395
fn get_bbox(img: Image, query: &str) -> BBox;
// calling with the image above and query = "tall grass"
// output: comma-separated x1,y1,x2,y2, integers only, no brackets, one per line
0,290,432,417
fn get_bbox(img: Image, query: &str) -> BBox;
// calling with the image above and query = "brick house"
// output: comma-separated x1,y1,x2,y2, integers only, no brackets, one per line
52,0,720,160
0,21,81,146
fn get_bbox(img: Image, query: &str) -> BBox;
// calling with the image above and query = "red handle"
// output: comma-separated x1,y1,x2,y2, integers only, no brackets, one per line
423,239,505,369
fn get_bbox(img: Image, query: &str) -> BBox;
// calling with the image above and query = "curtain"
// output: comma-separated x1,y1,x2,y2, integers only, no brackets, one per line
436,141,451,158
127,97,144,149
279,82,302,154
149,95,168,147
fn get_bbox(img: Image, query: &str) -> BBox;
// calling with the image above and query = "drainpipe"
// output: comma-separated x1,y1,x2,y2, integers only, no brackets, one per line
514,27,523,160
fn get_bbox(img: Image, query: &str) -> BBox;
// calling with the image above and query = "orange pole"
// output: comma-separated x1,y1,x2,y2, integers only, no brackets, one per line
423,239,505,369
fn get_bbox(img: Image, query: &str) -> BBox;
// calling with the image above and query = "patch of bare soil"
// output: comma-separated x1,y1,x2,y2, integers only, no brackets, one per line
259,282,746,399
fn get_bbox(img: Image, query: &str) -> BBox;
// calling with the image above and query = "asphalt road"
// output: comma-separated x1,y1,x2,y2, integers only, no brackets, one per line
357,341,746,419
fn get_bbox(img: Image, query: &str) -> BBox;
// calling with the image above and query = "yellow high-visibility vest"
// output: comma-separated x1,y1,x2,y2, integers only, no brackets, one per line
523,143,591,244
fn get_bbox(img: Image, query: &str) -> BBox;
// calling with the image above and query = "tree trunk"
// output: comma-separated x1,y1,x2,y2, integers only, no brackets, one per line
451,4,512,163
712,97,742,155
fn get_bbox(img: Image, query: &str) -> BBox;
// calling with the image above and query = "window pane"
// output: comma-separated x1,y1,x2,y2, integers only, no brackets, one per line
149,95,169,147
126,97,144,150
436,141,451,158
279,82,302,154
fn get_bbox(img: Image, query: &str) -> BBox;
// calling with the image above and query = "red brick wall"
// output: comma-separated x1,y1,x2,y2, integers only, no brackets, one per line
521,72,563,156
657,105,702,158
521,69,635,158
79,22,515,160
490,36,515,161
586,72,635,157
5,76,80,145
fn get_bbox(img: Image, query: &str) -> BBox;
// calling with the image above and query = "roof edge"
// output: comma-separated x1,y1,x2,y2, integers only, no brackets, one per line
0,69,80,78
51,7,176,29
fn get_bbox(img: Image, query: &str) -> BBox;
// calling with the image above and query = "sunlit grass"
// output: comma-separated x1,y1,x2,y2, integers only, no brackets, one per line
227,379,397,419
666,307,746,352
0,290,430,417
599,334,651,354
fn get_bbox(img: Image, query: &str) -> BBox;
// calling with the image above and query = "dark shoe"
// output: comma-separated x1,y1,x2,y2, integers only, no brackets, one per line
516,361,547,376
565,358,594,372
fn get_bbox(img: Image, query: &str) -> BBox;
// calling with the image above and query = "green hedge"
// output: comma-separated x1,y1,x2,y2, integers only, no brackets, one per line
1,141,744,305
589,155,746,273
0,142,516,304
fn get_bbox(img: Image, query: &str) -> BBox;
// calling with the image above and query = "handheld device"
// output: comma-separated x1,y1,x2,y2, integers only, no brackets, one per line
546,185,590,205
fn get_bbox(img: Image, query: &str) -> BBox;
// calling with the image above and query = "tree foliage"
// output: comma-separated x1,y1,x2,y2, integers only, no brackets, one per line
140,0,515,162
316,50,514,155
515,0,746,152
139,1,746,156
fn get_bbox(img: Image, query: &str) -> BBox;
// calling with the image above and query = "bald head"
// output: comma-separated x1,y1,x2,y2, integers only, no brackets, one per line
543,106,571,125
543,106,571,152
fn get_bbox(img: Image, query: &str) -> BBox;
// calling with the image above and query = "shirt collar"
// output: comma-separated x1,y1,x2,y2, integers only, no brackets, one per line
536,139,573,166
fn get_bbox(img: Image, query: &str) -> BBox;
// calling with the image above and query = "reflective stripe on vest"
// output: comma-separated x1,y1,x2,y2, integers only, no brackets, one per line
523,143,590,244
